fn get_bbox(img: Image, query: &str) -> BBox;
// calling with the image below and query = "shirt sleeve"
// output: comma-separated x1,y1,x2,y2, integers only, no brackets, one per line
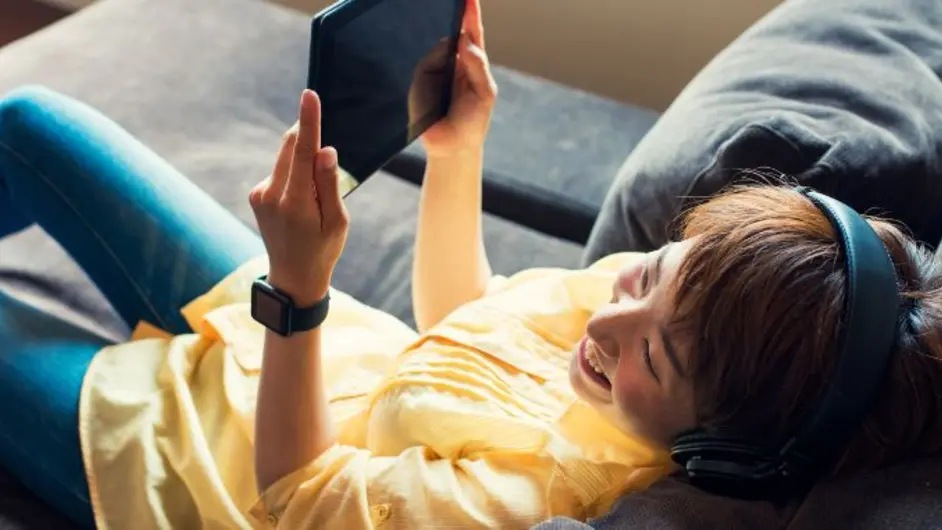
247,443,583,529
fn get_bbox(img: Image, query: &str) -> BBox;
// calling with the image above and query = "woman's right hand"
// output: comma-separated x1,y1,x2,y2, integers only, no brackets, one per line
248,90,349,307
420,0,498,159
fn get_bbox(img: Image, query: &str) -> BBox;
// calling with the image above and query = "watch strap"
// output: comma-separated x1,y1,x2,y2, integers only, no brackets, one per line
291,291,331,332
256,274,330,335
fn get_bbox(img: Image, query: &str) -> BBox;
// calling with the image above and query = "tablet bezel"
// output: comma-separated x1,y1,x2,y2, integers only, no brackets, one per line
307,0,466,183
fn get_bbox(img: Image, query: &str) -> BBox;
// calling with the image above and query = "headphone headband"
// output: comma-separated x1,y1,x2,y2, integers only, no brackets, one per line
671,187,901,498
779,189,900,474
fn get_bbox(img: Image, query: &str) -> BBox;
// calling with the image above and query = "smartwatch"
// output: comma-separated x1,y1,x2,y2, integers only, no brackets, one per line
250,275,330,337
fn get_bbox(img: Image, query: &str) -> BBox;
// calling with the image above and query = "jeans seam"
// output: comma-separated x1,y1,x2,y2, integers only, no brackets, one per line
0,139,170,330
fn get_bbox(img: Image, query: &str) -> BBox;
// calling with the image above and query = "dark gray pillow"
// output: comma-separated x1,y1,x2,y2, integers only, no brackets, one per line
583,0,942,264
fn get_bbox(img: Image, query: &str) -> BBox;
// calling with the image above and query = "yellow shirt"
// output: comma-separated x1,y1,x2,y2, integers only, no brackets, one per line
78,252,673,529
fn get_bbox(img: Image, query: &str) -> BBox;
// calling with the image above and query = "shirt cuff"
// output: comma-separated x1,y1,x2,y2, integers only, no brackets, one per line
247,444,354,528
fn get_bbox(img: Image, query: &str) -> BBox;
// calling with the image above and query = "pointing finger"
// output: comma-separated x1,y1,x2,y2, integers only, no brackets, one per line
285,90,322,203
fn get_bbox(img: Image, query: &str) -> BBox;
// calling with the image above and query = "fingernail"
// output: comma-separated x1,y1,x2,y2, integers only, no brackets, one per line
318,147,338,171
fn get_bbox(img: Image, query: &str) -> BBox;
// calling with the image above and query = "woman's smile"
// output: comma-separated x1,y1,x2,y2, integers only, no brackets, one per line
578,336,613,393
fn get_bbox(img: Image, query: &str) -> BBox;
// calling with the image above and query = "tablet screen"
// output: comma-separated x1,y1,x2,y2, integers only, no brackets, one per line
312,0,463,195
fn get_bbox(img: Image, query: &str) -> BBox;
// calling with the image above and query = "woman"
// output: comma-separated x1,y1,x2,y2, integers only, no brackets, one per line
1,1,940,528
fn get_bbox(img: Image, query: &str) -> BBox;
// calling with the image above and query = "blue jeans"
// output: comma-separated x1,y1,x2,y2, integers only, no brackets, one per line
0,86,265,528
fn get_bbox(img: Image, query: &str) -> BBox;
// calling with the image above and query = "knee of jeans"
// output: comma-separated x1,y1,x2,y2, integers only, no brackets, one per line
0,85,62,145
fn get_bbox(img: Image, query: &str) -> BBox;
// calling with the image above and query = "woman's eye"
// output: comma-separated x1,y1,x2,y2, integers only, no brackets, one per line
643,339,659,380
640,264,650,292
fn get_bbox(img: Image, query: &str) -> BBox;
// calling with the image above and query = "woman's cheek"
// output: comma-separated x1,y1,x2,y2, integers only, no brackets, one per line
612,358,667,442
611,362,655,427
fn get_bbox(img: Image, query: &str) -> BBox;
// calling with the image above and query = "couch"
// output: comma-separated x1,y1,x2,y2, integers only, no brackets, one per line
1,0,941,528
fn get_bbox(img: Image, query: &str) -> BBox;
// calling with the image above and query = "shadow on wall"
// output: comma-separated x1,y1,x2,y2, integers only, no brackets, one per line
274,0,782,110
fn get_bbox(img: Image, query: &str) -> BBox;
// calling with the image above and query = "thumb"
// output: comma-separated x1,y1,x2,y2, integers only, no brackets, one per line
314,147,348,229
459,37,496,100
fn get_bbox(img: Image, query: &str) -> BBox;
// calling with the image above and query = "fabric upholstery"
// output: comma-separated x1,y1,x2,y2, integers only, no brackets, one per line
534,471,792,529
535,457,942,529
395,67,660,243
584,0,942,264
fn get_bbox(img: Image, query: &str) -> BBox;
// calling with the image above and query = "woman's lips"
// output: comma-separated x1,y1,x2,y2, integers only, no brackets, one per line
579,336,612,391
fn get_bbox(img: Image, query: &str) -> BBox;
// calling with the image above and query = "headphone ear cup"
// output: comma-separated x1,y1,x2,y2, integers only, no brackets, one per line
670,429,713,466
671,430,779,498
671,430,768,470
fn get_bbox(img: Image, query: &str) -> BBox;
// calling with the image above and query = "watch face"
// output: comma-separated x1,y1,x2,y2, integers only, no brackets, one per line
252,282,290,333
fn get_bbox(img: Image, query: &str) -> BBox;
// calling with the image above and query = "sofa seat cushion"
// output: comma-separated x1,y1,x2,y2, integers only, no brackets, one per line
584,0,942,263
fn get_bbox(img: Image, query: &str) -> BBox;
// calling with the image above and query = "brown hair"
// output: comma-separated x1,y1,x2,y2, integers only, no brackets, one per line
672,184,942,476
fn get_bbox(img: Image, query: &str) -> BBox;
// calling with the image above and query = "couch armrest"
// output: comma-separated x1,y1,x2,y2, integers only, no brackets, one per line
386,65,660,245
386,151,599,244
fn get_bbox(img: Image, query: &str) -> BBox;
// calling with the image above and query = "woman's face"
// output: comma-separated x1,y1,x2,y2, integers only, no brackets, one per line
569,240,698,448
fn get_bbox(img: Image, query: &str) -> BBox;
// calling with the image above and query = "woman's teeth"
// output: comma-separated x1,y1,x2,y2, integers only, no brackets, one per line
586,346,605,375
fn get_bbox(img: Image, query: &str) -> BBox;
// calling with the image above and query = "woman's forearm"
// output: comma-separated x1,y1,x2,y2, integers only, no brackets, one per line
413,151,493,332
254,324,335,493
249,89,347,495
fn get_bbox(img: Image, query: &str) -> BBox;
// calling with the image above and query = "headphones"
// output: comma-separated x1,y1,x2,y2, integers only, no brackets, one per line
669,187,901,499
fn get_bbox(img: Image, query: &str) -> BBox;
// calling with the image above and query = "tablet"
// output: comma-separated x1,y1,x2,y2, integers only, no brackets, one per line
308,0,466,196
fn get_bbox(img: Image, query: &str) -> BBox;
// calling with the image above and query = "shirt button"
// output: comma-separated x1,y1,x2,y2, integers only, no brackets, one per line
370,504,392,524
266,513,279,526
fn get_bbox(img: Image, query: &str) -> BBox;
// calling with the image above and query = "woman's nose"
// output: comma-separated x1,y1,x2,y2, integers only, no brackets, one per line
586,307,625,360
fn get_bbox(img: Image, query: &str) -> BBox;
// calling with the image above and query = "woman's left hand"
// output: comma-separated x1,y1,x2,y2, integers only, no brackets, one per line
248,90,349,307
420,0,498,158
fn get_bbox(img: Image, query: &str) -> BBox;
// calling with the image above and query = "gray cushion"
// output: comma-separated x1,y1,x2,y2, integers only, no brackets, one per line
534,457,942,529
584,0,942,264
534,472,790,530
0,0,582,526
788,456,942,529
397,67,660,243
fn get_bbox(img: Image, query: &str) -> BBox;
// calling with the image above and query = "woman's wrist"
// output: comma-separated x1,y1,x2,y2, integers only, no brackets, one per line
426,147,484,171
266,273,330,308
